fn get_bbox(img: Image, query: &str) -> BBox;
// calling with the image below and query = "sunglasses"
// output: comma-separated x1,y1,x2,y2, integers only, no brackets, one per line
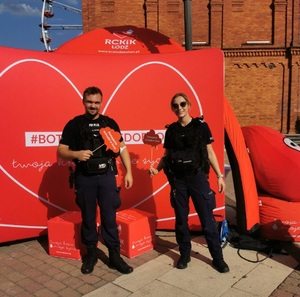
172,101,187,109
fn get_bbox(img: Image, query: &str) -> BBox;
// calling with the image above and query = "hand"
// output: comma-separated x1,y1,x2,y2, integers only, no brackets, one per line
124,172,133,189
217,177,225,193
149,167,158,178
76,150,93,161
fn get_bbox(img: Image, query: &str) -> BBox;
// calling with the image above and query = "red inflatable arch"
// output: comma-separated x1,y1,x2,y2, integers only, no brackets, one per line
224,98,260,234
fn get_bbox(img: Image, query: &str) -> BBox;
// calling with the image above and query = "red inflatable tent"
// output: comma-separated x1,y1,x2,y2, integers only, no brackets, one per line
55,25,185,55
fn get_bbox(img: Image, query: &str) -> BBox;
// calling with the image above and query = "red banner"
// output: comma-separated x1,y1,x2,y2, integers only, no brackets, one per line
0,45,224,243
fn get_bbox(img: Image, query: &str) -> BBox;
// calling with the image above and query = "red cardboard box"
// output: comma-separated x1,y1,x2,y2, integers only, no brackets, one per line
116,209,156,258
47,211,86,260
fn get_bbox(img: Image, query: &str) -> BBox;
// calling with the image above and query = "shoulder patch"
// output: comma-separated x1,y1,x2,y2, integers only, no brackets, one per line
166,121,178,129
194,115,205,124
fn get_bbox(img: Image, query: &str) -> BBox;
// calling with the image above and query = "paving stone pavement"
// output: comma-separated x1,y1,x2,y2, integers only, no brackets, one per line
0,230,299,297
1,164,299,297
0,234,162,297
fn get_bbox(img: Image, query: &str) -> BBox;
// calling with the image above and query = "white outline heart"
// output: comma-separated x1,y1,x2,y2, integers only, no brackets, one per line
0,57,225,231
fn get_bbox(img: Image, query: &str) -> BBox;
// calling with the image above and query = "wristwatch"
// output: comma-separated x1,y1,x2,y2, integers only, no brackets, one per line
217,174,224,178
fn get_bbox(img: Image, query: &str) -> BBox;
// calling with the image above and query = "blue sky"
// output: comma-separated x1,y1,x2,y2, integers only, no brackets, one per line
0,0,82,52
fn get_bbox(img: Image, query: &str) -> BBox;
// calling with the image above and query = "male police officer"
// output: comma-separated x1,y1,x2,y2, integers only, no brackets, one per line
57,86,133,274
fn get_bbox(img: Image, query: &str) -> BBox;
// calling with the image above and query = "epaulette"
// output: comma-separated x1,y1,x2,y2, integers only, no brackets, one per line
165,121,177,129
195,115,205,123
99,115,109,127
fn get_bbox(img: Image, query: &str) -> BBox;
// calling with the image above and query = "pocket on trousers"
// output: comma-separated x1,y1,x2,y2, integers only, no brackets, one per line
113,186,122,209
169,187,177,209
203,190,216,210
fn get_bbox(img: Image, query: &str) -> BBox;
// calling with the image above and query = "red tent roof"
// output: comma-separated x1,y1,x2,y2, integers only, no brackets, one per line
55,25,184,55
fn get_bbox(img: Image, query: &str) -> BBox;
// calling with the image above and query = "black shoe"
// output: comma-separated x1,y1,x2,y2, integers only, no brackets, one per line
109,252,133,274
81,254,98,274
212,259,229,273
81,245,98,274
176,255,191,269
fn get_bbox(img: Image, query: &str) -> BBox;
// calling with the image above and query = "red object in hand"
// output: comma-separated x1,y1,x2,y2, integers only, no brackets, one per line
100,127,121,153
143,129,162,146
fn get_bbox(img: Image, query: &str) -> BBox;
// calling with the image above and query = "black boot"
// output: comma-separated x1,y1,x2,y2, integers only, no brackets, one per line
81,245,98,274
109,247,133,274
176,254,191,269
212,258,230,273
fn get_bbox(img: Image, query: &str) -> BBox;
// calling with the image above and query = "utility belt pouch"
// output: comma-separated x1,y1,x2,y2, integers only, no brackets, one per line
171,158,199,176
173,158,194,170
83,157,110,175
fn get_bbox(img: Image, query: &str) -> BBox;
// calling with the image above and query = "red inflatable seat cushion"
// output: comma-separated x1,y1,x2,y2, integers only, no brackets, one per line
259,195,300,242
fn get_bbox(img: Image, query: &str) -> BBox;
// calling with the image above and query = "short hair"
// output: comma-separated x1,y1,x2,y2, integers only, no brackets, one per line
83,86,103,100
170,92,191,109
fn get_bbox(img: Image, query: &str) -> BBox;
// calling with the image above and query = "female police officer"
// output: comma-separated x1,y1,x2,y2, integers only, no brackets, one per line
149,92,229,273
58,86,133,275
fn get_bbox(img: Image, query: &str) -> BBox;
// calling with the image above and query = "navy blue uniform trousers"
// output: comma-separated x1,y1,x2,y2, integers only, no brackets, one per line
170,170,223,260
75,169,121,248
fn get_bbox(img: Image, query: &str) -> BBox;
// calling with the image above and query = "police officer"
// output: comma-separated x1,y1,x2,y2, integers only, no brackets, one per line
57,86,133,275
149,92,229,273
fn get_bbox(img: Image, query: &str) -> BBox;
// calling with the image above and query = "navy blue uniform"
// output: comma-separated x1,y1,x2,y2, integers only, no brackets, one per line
164,118,223,260
60,114,122,249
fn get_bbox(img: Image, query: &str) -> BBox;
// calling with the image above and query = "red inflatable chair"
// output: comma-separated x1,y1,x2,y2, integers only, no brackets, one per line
242,126,300,242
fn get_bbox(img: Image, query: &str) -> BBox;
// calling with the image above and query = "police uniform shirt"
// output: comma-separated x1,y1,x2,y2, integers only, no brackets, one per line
162,118,214,175
59,114,123,157
163,118,214,150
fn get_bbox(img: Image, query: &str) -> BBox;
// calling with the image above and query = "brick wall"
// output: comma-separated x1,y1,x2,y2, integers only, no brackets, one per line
81,0,300,134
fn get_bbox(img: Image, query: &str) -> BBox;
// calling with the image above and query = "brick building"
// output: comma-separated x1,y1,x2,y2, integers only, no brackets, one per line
81,0,300,134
